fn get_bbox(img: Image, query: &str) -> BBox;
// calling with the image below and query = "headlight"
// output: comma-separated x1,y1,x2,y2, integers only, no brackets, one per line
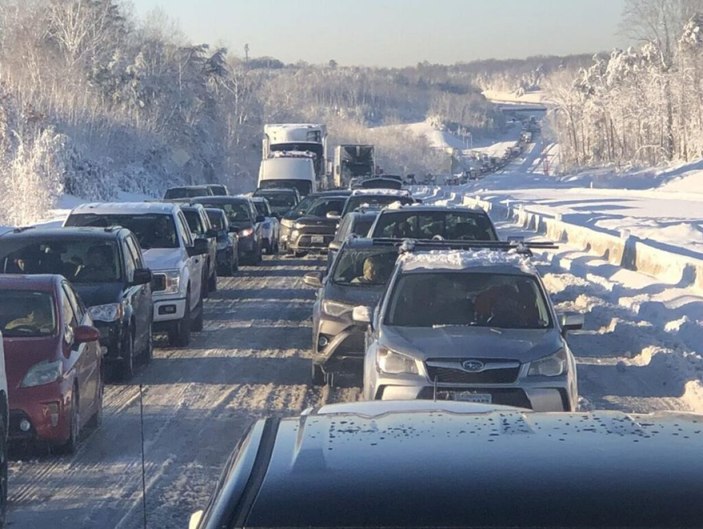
322,300,351,318
528,349,567,377
240,228,254,238
88,303,123,322
290,230,300,240
21,360,63,387
156,269,181,294
377,347,419,375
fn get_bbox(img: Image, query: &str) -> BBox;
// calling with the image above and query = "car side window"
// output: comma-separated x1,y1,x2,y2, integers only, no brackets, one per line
60,285,79,329
126,236,145,268
122,240,136,281
176,212,193,247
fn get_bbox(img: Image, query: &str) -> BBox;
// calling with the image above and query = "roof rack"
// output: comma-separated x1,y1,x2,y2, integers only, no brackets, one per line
13,226,36,233
396,238,558,256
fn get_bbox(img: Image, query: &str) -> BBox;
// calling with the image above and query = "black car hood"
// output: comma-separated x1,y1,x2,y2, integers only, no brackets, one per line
381,325,563,362
75,282,124,308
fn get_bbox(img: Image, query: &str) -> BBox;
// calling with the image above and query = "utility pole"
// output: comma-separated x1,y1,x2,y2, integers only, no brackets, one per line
244,43,250,63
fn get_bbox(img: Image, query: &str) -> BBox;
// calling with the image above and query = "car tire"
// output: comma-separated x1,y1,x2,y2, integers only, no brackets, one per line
201,268,210,299
232,252,239,273
311,362,327,386
88,377,104,429
120,333,135,381
0,414,7,527
192,302,204,332
56,387,79,455
142,323,154,364
208,271,217,292
168,295,191,347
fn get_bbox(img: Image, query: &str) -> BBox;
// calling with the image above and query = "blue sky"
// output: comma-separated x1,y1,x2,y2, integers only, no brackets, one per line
131,0,630,66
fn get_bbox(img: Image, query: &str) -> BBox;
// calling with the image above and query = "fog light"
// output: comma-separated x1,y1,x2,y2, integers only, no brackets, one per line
19,419,31,432
159,305,177,315
318,335,329,348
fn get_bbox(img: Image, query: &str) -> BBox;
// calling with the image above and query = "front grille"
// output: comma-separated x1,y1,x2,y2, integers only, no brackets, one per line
418,387,532,409
152,274,166,292
426,365,520,384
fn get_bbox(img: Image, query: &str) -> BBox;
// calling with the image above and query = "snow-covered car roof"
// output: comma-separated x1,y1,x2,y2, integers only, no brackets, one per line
398,249,537,275
70,202,181,215
350,188,411,197
381,203,486,213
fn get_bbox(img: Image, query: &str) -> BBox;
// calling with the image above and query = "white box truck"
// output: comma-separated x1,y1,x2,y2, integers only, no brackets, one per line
262,124,327,182
258,156,317,196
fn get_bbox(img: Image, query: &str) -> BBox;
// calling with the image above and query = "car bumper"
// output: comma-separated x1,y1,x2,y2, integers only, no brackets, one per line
152,296,187,323
9,383,71,444
93,320,125,361
216,248,233,266
314,320,365,365
238,237,257,256
370,373,574,411
289,234,335,253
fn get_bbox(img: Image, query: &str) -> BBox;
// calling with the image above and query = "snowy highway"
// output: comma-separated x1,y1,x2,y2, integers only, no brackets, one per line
5,215,703,528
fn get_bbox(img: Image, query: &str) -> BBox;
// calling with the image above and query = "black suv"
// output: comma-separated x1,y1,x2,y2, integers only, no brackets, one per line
181,204,218,296
0,227,153,380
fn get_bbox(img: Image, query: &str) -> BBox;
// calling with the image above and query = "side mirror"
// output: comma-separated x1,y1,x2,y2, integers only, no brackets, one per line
256,215,266,223
131,268,152,286
188,238,209,256
352,305,372,324
189,510,204,529
559,313,584,334
206,229,218,238
326,212,341,220
75,325,100,344
303,271,323,288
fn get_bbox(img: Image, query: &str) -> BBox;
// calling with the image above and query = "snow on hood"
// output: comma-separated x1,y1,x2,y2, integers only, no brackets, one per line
143,248,185,271
399,249,535,273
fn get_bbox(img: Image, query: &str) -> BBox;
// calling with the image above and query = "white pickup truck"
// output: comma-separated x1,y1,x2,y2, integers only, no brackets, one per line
64,202,207,347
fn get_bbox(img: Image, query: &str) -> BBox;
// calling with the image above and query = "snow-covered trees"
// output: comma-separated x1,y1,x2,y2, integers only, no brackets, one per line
552,1,703,171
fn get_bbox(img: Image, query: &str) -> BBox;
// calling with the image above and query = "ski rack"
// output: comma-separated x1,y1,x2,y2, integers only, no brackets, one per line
389,238,559,256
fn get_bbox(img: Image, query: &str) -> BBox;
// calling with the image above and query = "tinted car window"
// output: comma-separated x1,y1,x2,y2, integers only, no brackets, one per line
386,272,551,329
254,191,297,210
0,290,57,337
183,209,206,235
374,211,497,241
198,201,251,223
206,210,226,231
306,198,346,217
253,201,271,217
0,240,122,283
65,214,179,249
332,247,398,286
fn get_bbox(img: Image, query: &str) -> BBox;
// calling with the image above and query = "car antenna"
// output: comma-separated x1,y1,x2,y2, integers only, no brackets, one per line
139,384,148,529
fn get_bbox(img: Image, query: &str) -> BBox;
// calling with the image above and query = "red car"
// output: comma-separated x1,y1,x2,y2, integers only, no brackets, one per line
0,275,103,453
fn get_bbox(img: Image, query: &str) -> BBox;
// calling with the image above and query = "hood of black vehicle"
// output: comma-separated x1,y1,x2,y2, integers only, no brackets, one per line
75,282,124,308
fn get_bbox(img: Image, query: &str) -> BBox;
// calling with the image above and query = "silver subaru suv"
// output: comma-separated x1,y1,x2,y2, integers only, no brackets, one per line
356,248,583,411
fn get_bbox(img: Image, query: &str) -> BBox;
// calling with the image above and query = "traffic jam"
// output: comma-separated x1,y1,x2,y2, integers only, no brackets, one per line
0,123,701,528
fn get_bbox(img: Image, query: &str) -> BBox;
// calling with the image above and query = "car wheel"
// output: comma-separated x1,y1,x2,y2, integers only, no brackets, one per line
142,323,154,364
231,252,239,273
208,271,217,292
88,377,104,429
311,362,327,386
0,414,7,527
192,302,204,332
120,332,135,381
201,268,210,299
169,295,191,347
56,387,79,455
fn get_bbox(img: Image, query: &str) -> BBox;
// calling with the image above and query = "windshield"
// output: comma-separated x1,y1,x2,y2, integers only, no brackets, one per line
372,211,497,241
332,247,398,286
0,240,122,283
196,201,251,223
343,195,413,215
65,213,179,250
386,272,551,329
0,290,57,337
259,179,312,196
183,210,205,235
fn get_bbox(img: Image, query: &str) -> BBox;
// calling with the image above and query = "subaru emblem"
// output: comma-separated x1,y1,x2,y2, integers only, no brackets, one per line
462,360,484,372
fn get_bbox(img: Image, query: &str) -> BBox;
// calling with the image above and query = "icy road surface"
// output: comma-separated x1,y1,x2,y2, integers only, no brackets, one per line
6,223,703,528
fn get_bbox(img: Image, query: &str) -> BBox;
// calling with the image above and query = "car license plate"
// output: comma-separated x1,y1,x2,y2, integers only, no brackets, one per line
311,235,324,244
452,391,492,403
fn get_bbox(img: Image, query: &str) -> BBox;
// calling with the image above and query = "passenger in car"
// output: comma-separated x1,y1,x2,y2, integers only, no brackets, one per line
351,255,381,284
76,245,113,282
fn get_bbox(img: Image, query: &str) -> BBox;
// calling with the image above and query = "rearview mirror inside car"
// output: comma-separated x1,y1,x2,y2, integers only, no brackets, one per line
352,305,372,324
559,313,584,334
303,272,323,288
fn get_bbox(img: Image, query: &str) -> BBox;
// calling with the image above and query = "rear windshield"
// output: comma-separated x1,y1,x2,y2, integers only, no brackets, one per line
164,187,212,199
196,201,251,223
372,211,497,241
0,290,57,337
386,272,551,329
332,247,398,286
65,213,179,249
343,195,413,215
259,179,312,196
0,240,122,283
255,192,297,209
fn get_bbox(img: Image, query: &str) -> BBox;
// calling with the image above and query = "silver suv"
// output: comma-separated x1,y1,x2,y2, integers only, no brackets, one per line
356,248,583,411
